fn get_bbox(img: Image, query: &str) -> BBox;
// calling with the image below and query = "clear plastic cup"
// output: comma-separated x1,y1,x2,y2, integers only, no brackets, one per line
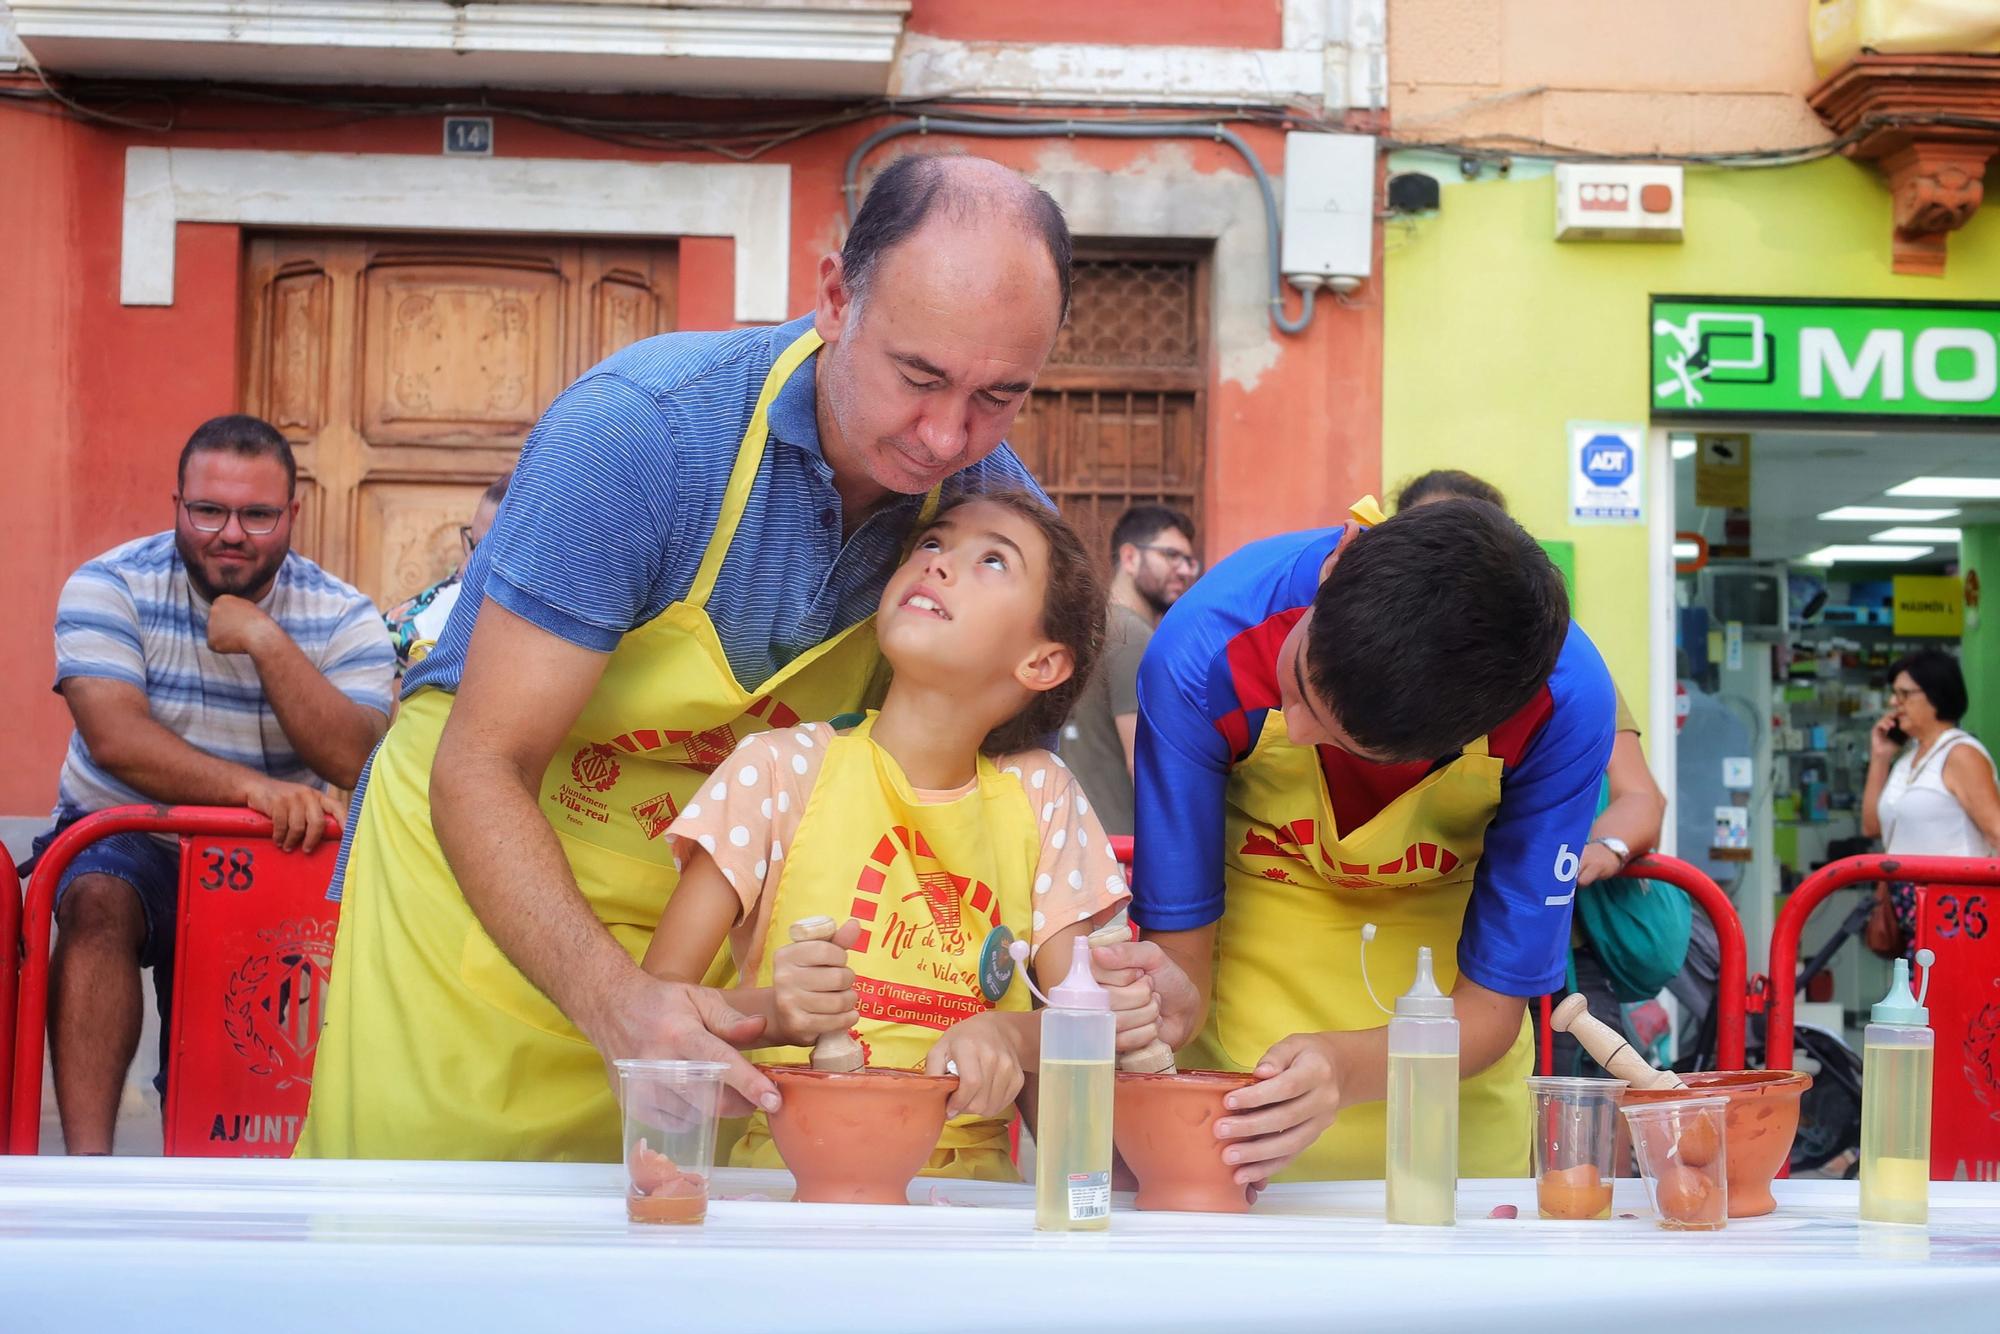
1620,1095,1729,1231
1526,1076,1628,1220
615,1059,726,1225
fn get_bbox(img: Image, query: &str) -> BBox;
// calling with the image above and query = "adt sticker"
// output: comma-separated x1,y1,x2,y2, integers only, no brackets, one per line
1568,421,1643,525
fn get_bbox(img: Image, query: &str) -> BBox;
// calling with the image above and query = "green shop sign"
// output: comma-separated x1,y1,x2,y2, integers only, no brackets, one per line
1651,295,2000,423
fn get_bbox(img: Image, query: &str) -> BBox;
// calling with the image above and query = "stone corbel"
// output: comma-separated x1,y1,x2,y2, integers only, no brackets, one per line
1808,55,2000,277
1882,140,1997,276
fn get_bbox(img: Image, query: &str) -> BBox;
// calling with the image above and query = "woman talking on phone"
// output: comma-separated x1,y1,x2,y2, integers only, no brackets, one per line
1861,648,2000,958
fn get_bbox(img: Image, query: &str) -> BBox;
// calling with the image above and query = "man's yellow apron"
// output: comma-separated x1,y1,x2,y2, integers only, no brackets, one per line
298,329,933,1161
1181,503,1534,1182
731,716,1039,1182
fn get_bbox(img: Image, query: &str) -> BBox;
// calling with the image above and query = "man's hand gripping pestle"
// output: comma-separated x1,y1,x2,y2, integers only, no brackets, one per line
1550,993,1684,1090
1088,924,1177,1074
789,915,864,1073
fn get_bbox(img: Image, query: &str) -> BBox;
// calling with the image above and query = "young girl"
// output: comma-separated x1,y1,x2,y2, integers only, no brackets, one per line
643,489,1133,1181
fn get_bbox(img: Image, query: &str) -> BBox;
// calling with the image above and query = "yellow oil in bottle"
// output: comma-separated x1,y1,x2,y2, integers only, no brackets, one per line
1860,1038,1932,1225
1035,1057,1113,1231
1386,1050,1459,1226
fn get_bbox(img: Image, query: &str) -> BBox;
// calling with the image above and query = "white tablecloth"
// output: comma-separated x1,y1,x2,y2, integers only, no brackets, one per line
3,1158,1998,1332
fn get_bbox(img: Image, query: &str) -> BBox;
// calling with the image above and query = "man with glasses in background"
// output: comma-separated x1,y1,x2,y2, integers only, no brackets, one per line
1061,504,1198,837
23,414,393,1153
384,471,512,676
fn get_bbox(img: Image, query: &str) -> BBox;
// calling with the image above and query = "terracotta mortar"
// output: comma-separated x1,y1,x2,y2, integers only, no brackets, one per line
1112,1070,1258,1213
760,1064,958,1205
1619,1070,1812,1217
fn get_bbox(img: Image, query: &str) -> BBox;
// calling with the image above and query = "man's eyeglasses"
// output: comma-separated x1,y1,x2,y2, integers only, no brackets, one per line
459,525,478,555
1135,543,1201,574
180,498,286,536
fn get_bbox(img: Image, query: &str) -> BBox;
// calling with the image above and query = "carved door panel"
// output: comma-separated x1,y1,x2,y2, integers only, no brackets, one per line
1006,248,1210,568
242,234,678,607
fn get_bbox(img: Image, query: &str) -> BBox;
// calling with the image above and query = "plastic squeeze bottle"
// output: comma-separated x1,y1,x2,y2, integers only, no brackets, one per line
1030,934,1116,1231
1861,949,1936,1225
1385,946,1459,1226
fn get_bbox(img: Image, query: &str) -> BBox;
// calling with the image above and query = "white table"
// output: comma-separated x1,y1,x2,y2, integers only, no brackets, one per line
4,1158,1998,1332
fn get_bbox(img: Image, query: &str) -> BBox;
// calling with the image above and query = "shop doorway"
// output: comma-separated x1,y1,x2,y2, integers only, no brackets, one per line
240,232,679,606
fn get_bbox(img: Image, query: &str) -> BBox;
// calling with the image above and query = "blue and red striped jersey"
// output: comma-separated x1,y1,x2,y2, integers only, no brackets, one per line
1132,525,1616,998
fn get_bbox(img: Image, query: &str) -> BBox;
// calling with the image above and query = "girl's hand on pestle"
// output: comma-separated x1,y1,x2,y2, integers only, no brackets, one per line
1213,1032,1344,1187
770,918,863,1047
1090,939,1204,1050
925,1013,1027,1119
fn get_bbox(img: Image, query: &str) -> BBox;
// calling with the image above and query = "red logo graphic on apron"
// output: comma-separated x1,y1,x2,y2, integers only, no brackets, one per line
603,695,804,775
847,825,1001,954
1239,818,1316,862
570,743,622,793
221,917,335,1089
1364,842,1462,878
630,790,680,841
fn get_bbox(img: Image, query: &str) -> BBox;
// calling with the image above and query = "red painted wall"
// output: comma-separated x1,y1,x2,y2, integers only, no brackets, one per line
0,91,1379,818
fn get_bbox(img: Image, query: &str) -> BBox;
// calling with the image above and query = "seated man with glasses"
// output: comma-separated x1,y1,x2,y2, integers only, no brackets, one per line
23,413,394,1154
1060,504,1199,837
383,471,512,675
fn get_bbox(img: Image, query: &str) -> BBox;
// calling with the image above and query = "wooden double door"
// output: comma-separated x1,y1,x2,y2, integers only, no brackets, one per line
240,234,678,607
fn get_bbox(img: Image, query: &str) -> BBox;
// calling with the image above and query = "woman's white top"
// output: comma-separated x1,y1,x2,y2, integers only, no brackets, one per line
1880,728,1997,857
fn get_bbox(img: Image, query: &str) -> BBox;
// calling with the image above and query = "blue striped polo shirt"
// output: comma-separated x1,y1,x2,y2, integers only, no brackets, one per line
404,313,1045,694
52,532,395,819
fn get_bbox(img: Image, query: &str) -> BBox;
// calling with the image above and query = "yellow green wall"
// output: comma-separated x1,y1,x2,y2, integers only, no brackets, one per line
1382,155,2000,714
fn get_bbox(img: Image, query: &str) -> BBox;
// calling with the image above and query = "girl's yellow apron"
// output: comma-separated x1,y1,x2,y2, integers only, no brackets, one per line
731,717,1039,1181
1182,504,1534,1182
298,329,934,1161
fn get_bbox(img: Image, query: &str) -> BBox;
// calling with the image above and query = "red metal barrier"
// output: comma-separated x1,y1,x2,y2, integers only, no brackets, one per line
1535,857,1747,1075
1109,840,1747,1074
1766,853,2000,1075
9,806,339,1155
1,860,20,1154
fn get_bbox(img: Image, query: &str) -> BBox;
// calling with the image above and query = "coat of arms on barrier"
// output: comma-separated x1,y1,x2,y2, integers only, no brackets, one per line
222,916,337,1088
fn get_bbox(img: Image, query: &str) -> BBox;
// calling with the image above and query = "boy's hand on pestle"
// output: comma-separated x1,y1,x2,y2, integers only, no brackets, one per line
1090,938,1204,1050
1214,1031,1345,1187
925,1012,1027,1119
771,917,862,1047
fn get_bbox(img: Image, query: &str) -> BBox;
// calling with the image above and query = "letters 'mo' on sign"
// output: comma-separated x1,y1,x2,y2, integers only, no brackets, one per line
1652,296,2000,423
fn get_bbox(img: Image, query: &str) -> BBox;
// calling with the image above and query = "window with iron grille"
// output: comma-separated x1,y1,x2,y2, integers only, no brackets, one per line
1007,248,1210,569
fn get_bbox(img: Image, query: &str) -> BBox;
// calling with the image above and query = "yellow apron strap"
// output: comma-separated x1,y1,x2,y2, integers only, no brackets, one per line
687,328,826,609
1348,494,1386,526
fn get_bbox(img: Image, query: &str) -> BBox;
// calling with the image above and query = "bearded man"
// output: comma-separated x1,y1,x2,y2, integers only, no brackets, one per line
28,412,393,1153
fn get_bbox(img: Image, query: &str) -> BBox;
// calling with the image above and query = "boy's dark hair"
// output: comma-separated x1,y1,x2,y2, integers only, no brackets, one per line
1395,468,1507,514
177,414,296,496
1109,504,1196,560
1307,498,1568,762
1889,647,1969,724
930,488,1104,756
843,153,1074,325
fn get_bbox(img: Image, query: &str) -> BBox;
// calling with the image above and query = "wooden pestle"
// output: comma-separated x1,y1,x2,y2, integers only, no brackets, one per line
789,916,864,1072
1550,993,1685,1091
1088,924,1177,1074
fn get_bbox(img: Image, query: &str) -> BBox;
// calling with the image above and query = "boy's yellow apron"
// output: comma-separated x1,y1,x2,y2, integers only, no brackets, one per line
731,717,1039,1182
298,329,934,1161
1181,501,1534,1182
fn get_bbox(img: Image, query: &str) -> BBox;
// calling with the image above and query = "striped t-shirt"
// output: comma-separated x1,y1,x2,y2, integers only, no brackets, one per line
52,532,396,817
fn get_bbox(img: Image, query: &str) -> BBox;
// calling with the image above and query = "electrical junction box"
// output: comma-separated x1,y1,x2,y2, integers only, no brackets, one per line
1555,163,1684,242
1281,132,1377,288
